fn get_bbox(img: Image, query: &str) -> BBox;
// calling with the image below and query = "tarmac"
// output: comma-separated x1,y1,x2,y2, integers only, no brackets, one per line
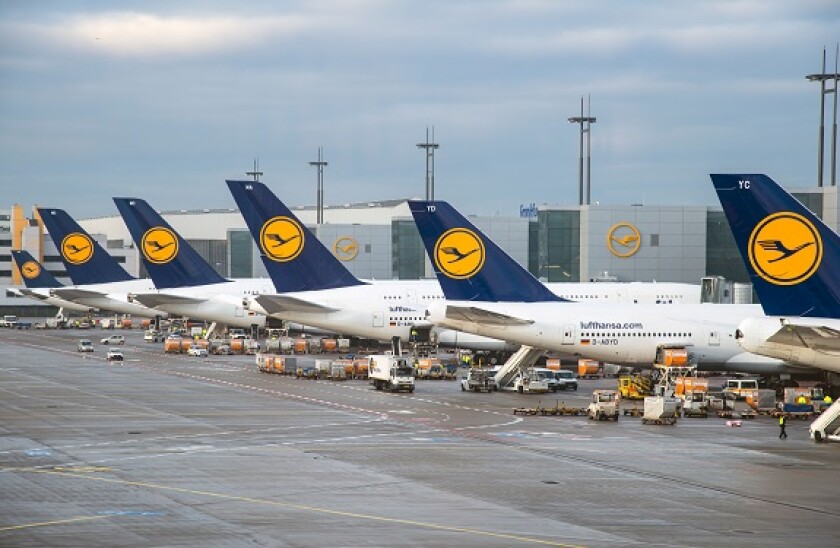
0,327,838,547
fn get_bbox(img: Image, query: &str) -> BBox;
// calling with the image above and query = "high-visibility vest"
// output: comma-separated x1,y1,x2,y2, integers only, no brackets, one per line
826,396,834,404
779,416,786,425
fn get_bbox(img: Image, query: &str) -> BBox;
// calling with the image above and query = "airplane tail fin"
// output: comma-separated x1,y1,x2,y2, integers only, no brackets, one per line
711,173,840,317
37,207,134,285
226,180,365,292
11,250,62,288
113,198,228,289
409,200,562,302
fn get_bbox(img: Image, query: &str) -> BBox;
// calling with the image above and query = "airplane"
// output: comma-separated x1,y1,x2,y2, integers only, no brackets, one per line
112,198,268,330
408,199,807,374
712,173,840,373
227,180,703,349
8,250,95,313
37,207,167,319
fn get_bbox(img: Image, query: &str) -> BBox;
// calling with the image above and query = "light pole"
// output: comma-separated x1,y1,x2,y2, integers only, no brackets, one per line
246,158,263,182
807,45,840,187
568,96,596,205
309,147,328,224
417,127,440,200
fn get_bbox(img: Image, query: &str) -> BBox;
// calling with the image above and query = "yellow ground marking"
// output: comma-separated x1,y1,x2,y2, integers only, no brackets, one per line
21,469,584,547
0,514,111,532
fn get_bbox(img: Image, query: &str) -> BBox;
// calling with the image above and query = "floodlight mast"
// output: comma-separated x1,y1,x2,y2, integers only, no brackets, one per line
568,96,596,205
417,127,440,200
309,147,328,225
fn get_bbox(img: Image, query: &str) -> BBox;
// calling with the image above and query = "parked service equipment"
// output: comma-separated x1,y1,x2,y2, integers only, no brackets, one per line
577,359,601,379
513,369,552,394
461,368,496,392
810,400,840,443
588,390,620,421
369,355,415,392
618,374,652,400
642,396,679,425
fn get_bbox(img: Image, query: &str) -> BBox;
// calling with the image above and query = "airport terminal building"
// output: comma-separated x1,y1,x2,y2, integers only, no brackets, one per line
2,184,839,312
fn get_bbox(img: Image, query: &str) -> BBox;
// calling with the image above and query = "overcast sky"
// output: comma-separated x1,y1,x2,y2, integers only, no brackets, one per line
1,1,838,218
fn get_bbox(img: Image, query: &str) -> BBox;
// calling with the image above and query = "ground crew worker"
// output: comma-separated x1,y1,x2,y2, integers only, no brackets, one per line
410,329,418,342
825,395,833,405
779,415,788,439
797,394,808,405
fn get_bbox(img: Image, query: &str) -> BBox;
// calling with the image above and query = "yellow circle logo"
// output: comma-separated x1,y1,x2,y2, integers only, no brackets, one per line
434,228,485,279
260,216,304,262
61,233,94,265
141,227,179,264
748,212,822,286
21,260,41,279
607,223,641,257
333,237,358,261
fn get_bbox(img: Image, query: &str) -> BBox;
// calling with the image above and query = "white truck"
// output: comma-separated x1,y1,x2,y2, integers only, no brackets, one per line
512,369,552,394
369,355,415,393
0,315,19,328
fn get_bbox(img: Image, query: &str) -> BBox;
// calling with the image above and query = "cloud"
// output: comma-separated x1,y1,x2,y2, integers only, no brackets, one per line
17,12,315,58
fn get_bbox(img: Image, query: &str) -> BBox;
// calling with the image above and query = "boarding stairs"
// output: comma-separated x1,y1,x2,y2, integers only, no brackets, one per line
494,345,544,390
811,400,840,443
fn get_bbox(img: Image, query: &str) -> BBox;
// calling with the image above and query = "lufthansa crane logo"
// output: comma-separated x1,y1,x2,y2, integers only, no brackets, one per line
333,237,358,261
434,228,485,279
61,233,94,265
748,212,822,286
21,260,41,279
260,216,304,262
141,227,179,265
607,223,641,257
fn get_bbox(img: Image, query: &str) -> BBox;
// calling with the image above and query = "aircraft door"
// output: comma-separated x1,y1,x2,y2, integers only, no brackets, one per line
372,312,384,328
708,330,720,346
561,324,575,345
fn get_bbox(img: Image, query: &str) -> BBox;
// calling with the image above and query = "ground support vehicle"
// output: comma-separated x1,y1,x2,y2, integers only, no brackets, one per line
746,389,778,415
772,403,815,420
144,330,164,343
512,369,552,394
641,396,679,425
539,401,587,416
618,374,652,400
588,390,620,421
327,364,347,381
810,400,840,442
369,355,415,393
623,404,644,417
553,369,578,391
461,368,496,392
682,390,709,418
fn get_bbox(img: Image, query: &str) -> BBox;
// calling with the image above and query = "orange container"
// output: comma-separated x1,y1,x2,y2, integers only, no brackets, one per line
353,359,369,378
164,339,181,353
545,358,561,371
660,349,688,366
141,319,151,329
180,339,193,352
121,319,133,329
230,339,245,353
322,338,337,353
578,359,600,377
294,338,309,354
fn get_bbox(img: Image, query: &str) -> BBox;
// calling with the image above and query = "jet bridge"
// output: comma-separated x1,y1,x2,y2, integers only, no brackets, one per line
494,345,544,390
811,400,840,443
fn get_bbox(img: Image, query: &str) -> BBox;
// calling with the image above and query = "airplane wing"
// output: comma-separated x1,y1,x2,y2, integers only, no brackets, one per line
255,294,340,314
131,293,208,307
445,305,534,326
53,287,109,301
767,323,840,352
18,288,49,301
